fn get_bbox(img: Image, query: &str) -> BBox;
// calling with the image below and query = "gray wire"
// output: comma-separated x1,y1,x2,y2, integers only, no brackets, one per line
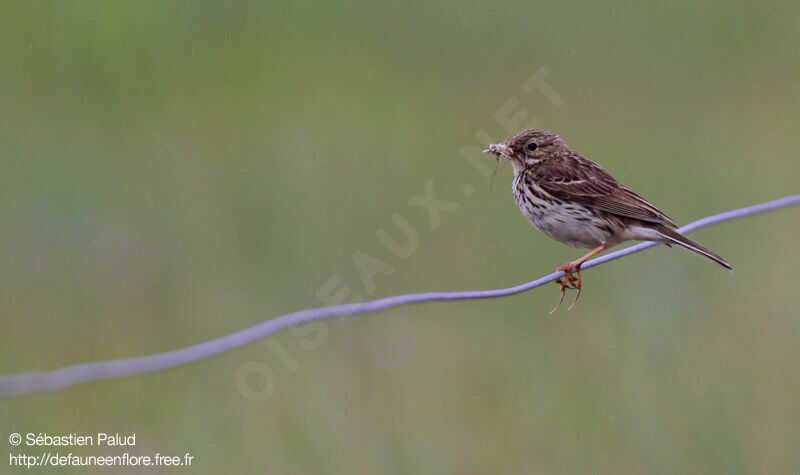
1,195,798,397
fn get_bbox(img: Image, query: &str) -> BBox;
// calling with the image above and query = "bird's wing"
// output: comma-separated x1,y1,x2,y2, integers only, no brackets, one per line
531,158,678,227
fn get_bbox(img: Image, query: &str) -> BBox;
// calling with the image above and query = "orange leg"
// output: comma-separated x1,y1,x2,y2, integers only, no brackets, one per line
550,243,610,313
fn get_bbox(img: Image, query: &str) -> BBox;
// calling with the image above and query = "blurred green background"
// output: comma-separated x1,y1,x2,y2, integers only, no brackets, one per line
2,1,799,473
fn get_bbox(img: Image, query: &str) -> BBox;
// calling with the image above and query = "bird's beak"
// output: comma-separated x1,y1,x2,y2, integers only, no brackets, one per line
483,143,512,157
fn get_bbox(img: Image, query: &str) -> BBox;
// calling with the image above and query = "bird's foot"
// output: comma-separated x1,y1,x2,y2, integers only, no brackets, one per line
550,262,583,313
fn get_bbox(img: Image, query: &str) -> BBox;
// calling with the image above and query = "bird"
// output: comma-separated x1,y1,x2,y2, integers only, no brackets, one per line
483,128,730,313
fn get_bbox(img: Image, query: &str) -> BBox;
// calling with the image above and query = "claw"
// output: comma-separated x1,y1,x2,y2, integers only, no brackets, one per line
549,282,567,314
566,285,581,311
566,265,583,311
551,266,577,314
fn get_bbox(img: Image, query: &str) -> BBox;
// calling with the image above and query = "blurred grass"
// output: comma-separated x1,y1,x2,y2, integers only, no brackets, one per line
1,1,799,473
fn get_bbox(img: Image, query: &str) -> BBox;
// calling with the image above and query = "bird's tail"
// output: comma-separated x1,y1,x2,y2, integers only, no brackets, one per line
651,224,731,270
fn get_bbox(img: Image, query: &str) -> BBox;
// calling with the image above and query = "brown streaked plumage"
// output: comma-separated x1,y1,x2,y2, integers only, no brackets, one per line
484,128,730,312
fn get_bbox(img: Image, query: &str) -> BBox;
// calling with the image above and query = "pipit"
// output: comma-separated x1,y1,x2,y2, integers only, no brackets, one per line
484,129,730,313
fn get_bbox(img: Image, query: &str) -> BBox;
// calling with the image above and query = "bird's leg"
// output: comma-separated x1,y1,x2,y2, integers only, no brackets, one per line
556,243,610,285
551,243,610,312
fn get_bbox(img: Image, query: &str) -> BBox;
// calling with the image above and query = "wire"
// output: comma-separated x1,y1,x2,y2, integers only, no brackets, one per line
1,195,798,397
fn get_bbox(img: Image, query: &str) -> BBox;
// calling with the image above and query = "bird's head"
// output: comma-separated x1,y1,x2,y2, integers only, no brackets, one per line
484,129,565,174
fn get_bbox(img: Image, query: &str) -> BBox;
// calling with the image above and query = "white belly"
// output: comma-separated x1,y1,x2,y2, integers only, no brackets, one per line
513,180,622,249
527,203,614,248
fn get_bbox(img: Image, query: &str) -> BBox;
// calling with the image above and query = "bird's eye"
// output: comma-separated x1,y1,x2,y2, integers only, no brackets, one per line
527,142,538,151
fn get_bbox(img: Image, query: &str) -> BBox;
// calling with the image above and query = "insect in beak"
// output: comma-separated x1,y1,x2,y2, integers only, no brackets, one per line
483,143,511,157
482,144,506,192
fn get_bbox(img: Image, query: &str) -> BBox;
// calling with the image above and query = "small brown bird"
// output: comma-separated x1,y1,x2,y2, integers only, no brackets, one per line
484,129,730,312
